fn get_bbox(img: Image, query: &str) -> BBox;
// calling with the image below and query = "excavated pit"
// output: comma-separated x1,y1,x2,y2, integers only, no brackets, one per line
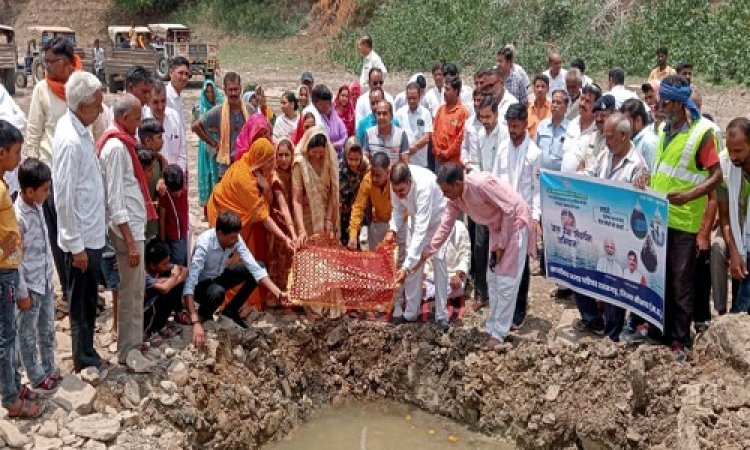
104,314,750,449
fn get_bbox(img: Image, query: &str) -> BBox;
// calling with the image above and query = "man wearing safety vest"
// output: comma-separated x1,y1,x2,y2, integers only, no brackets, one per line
637,75,722,361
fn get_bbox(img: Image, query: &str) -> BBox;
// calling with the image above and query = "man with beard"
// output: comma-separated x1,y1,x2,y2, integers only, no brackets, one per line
636,75,722,361
192,72,250,174
716,118,750,316
492,104,541,329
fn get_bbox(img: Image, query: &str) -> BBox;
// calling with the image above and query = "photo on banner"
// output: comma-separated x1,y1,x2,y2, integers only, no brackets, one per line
540,170,668,331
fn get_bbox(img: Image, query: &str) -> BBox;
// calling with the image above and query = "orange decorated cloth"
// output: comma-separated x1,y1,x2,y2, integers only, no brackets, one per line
287,236,397,312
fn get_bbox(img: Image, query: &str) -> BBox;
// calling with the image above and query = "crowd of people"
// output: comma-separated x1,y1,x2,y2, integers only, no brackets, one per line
0,32,747,418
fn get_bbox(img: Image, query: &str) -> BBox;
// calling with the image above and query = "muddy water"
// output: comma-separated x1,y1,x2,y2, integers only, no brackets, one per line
264,400,515,450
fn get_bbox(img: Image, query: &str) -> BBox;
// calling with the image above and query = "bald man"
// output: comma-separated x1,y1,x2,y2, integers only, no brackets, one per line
98,93,149,366
543,52,567,98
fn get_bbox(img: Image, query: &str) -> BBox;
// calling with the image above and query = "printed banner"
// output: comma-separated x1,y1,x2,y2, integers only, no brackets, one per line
540,170,668,331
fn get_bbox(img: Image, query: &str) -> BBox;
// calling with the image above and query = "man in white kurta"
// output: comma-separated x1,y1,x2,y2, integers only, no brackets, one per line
387,163,449,328
492,103,541,328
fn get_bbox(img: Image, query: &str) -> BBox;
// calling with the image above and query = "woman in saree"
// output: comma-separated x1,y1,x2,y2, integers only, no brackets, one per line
297,84,310,111
194,79,224,209
339,137,367,246
272,92,299,143
233,113,271,162
266,139,298,307
335,84,355,137
292,127,342,318
207,138,295,311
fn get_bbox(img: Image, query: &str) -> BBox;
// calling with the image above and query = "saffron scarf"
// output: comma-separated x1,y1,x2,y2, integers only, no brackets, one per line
234,114,271,162
96,127,158,221
47,54,83,101
216,100,250,165
293,126,340,237
208,138,276,228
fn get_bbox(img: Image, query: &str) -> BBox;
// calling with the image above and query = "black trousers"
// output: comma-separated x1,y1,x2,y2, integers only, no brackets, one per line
195,263,258,320
664,229,697,347
692,249,712,323
473,224,489,301
66,248,103,371
43,181,69,301
513,257,530,326
144,282,185,336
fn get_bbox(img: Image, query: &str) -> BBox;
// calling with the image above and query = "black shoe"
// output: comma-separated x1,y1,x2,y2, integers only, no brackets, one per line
223,312,249,329
390,315,413,325
551,288,573,299
573,319,604,335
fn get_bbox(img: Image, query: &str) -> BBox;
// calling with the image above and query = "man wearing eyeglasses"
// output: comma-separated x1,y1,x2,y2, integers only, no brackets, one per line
354,67,393,127
26,37,108,319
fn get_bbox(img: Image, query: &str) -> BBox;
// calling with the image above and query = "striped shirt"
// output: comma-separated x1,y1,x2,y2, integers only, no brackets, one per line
14,197,52,297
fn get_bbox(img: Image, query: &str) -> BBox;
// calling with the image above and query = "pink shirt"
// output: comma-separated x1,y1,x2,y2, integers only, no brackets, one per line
425,172,536,276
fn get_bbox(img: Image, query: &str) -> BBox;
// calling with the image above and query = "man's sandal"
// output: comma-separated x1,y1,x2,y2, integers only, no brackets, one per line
7,399,44,419
19,384,42,400
35,373,61,392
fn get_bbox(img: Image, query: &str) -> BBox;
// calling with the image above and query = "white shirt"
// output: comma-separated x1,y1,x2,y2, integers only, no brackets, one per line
359,50,387,89
471,120,510,174
25,80,107,168
425,220,471,281
99,128,147,241
424,86,444,116
543,68,568,99
623,267,645,284
355,90,394,126
596,256,623,277
52,110,106,254
160,107,187,171
167,82,183,126
562,116,598,173
389,165,446,270
395,104,433,168
492,135,542,220
590,142,648,184
461,115,482,170
460,85,475,117
497,91,519,124
607,85,639,109
93,47,105,72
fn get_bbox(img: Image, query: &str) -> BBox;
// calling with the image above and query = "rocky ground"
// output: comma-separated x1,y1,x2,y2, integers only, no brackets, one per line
2,31,750,449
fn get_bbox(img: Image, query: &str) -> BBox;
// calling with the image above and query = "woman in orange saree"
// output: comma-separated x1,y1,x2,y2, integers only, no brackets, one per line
291,127,342,318
207,138,294,311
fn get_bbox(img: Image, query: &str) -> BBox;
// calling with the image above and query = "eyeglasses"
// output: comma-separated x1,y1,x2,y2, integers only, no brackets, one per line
42,57,64,67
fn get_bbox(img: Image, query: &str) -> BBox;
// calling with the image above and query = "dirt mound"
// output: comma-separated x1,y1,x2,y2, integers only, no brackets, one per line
99,314,750,449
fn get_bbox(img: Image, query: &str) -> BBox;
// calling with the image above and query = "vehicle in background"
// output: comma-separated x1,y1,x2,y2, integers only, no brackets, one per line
103,26,158,93
25,26,93,85
148,23,218,81
0,26,17,94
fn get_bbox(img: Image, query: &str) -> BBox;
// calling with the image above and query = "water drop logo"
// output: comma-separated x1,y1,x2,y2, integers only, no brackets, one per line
630,199,648,239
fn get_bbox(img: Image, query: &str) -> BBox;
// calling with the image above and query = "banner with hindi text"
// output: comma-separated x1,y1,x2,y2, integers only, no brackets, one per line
540,170,668,331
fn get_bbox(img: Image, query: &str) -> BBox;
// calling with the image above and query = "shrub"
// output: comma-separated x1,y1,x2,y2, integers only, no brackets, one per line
330,0,750,86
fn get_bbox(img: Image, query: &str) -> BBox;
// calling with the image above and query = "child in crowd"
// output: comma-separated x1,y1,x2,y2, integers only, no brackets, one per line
138,119,167,242
15,158,61,394
144,239,188,341
159,164,189,266
0,120,42,418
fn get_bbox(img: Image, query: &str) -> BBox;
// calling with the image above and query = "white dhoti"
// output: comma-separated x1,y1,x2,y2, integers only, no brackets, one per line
397,239,448,322
486,228,528,340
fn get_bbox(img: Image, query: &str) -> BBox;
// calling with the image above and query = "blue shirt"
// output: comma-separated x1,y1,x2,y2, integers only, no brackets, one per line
632,126,658,171
356,114,401,144
183,229,268,296
536,118,570,171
